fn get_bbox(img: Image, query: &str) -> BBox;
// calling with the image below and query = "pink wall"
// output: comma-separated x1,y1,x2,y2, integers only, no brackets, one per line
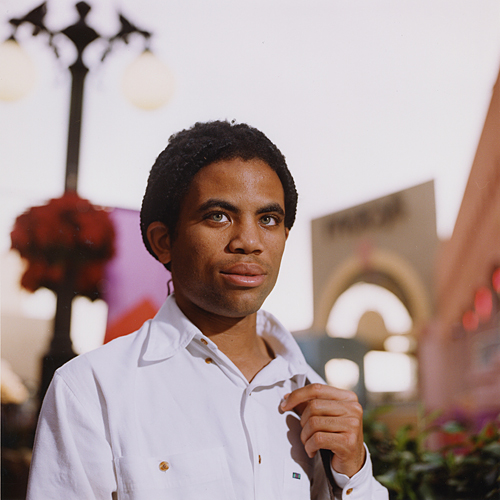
421,69,500,420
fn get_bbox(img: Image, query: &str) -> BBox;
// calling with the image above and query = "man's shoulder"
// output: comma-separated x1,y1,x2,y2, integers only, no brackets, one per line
57,319,152,383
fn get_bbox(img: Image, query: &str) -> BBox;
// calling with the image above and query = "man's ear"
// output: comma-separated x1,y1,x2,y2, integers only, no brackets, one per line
285,227,289,240
147,222,172,265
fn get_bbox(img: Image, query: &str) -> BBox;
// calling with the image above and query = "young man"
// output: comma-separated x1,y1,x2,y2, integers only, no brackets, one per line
27,121,388,499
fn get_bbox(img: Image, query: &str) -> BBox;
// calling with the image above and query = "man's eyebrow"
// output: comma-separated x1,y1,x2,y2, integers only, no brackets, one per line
256,203,285,216
198,199,240,213
197,199,285,217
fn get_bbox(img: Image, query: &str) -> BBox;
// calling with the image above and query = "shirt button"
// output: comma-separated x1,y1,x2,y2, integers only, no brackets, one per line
346,487,353,495
159,461,169,471
205,357,213,364
200,338,208,345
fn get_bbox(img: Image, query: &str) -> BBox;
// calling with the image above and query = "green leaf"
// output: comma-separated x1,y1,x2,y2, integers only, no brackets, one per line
483,441,500,457
441,421,466,434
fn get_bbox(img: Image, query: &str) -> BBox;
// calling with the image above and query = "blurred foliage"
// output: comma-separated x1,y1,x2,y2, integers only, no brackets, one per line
364,406,500,500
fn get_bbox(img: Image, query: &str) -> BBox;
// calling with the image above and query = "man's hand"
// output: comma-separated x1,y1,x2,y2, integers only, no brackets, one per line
280,383,365,478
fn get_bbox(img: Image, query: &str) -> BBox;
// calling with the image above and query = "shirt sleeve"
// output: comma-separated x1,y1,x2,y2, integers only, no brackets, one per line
26,371,117,500
329,444,389,500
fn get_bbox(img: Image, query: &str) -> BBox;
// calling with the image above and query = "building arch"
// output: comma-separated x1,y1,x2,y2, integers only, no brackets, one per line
313,248,432,335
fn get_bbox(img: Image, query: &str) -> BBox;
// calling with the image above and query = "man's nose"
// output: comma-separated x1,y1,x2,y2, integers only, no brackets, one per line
227,219,264,254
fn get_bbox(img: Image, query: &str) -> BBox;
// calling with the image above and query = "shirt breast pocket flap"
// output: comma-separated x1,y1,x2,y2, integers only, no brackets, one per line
115,446,235,499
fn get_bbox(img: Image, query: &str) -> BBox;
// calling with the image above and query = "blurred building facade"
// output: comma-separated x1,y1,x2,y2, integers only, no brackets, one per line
298,66,500,426
420,68,500,423
299,66,500,425
295,181,439,412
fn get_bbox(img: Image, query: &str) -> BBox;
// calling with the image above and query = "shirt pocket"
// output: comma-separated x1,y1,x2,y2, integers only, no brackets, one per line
283,457,313,500
115,446,236,500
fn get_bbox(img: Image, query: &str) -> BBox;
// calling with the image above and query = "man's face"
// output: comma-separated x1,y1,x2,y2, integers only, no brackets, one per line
167,157,289,321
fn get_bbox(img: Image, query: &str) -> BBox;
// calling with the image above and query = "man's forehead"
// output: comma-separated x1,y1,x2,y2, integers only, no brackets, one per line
193,159,282,194
180,158,285,212
191,157,280,185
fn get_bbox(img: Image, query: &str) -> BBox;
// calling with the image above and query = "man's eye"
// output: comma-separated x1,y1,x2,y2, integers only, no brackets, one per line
209,213,228,222
261,215,277,226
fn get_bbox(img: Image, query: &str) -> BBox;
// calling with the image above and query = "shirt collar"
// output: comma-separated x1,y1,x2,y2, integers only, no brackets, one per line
256,309,310,377
142,295,309,377
142,295,200,362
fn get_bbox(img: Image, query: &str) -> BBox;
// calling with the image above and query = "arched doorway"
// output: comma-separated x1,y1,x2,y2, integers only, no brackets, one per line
325,281,418,403
313,248,432,333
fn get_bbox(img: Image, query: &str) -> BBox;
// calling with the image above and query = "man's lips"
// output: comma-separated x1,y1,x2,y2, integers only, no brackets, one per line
220,263,267,287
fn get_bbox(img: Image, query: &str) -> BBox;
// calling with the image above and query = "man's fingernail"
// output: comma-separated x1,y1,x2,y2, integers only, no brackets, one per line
280,393,290,409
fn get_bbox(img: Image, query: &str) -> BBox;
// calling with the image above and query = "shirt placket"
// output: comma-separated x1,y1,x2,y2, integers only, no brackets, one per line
190,335,308,500
192,337,276,499
244,357,301,499
240,384,273,500
190,336,257,498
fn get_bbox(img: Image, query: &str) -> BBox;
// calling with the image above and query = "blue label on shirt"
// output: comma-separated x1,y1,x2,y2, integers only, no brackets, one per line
292,472,301,480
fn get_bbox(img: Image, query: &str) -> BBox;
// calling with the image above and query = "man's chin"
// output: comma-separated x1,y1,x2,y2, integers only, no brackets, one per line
176,284,275,322
206,292,269,319
213,301,264,319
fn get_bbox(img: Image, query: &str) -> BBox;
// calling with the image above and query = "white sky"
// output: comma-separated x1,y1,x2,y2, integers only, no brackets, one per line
2,0,500,333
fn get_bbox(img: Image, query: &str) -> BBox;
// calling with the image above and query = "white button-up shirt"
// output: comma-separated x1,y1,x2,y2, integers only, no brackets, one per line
27,295,388,500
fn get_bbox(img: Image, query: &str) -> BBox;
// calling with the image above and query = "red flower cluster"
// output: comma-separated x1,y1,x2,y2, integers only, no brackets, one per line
10,192,115,300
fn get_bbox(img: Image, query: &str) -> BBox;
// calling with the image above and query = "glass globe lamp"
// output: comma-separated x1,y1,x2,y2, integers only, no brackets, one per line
122,49,174,110
0,39,36,101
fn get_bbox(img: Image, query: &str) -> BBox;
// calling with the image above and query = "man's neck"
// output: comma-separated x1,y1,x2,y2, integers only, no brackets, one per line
175,298,274,382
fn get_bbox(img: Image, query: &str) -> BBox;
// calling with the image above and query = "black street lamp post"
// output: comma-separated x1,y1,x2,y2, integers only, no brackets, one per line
6,2,157,400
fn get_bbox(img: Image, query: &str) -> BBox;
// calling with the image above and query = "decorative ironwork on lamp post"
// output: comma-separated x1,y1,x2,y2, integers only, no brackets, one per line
4,1,169,400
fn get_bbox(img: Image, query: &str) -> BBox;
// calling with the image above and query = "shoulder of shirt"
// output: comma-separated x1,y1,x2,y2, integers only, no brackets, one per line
55,295,182,380
55,317,152,382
